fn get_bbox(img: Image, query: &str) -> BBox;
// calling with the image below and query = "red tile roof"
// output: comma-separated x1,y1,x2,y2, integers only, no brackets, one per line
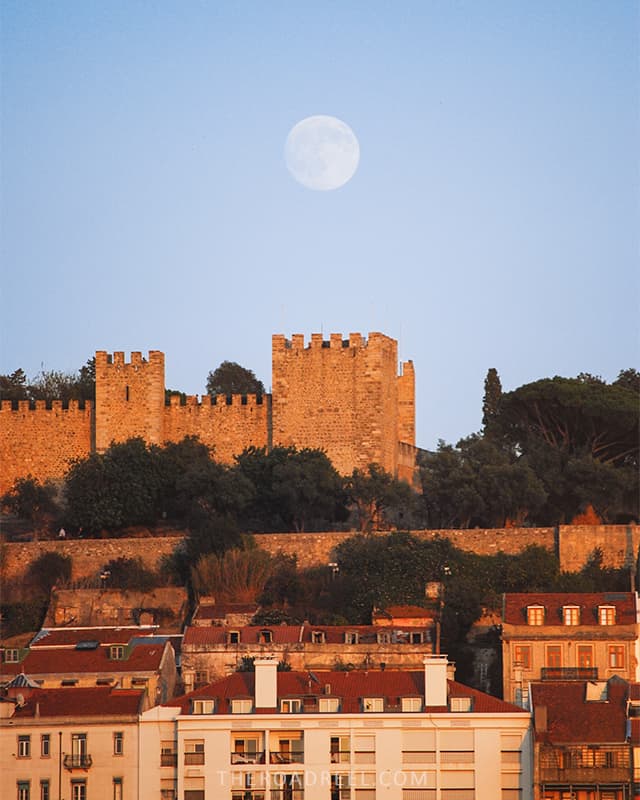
530,678,628,743
167,669,525,716
29,627,161,648
1,642,169,679
9,686,145,718
503,593,637,626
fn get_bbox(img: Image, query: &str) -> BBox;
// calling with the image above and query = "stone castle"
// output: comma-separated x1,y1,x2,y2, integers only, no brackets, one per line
0,332,417,493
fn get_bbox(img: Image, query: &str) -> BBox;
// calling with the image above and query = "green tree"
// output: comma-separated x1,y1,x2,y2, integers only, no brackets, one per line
0,368,29,401
614,368,640,394
191,548,274,602
482,367,502,431
1,476,58,524
206,361,265,397
63,438,164,533
100,557,158,591
25,551,72,597
346,464,416,532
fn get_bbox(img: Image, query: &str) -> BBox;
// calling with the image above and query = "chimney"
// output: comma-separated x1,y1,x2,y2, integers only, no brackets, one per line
424,655,448,707
254,658,278,709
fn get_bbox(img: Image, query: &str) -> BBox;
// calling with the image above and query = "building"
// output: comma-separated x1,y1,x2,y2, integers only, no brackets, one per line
0,331,417,494
180,620,435,691
0,630,178,704
1,679,146,800
531,676,637,800
139,655,533,800
501,593,640,707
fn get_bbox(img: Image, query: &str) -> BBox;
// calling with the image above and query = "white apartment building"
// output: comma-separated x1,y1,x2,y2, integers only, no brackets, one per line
139,655,533,800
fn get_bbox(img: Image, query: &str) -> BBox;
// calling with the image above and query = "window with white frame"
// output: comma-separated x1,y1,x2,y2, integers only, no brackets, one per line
17,782,30,800
280,698,302,713
609,645,625,669
599,605,616,625
112,778,123,800
231,698,253,714
228,631,240,644
113,731,124,755
40,735,50,758
312,630,326,643
109,645,125,660
450,696,472,712
40,780,49,800
18,735,31,758
319,697,340,713
344,632,358,644
401,696,422,712
71,781,86,800
331,735,350,764
526,605,545,625
184,740,205,765
362,697,384,712
563,605,580,625
4,648,20,662
192,699,215,714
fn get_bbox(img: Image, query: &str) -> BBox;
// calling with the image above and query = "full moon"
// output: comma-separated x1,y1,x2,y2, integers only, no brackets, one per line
285,115,360,191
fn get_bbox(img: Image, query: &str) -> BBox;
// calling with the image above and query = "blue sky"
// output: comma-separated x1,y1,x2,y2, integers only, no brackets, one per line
1,1,638,450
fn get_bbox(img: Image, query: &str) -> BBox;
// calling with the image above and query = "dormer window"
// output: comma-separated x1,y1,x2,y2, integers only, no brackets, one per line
598,605,616,625
410,632,424,644
3,648,19,663
319,697,340,713
563,605,580,625
231,699,253,714
377,632,391,644
362,697,384,712
450,696,472,712
192,699,215,714
344,632,359,644
526,605,545,626
228,631,240,644
311,631,326,644
401,697,422,712
280,698,302,713
258,629,273,644
109,645,125,660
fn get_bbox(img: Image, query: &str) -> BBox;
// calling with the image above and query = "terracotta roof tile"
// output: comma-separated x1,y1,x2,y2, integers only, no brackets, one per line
183,624,432,646
503,593,637,626
10,686,145,718
30,627,161,648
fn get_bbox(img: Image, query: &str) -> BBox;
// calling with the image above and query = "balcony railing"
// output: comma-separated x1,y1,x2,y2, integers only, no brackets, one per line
540,667,598,681
231,750,266,764
539,745,630,784
184,752,205,765
269,751,304,764
160,752,177,767
63,754,92,769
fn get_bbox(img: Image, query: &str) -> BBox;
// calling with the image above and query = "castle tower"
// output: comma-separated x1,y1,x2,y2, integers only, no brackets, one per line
95,351,165,451
271,332,415,477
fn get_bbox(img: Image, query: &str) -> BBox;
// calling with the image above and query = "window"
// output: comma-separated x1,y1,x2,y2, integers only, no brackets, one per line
194,670,208,686
109,645,125,660
184,740,205,765
192,699,214,714
546,645,561,668
513,645,531,669
401,697,422,712
113,731,124,755
344,632,358,644
609,645,625,669
40,781,49,800
231,737,262,764
17,782,30,800
71,782,86,800
319,697,340,712
450,696,472,712
563,605,580,625
70,733,89,768
61,680,78,686
18,735,31,758
228,631,240,644
312,631,326,643
599,605,616,625
258,629,272,643
4,648,19,662
527,605,545,625
577,645,593,668
377,631,391,644
281,698,302,713
231,699,253,714
113,778,123,800
362,697,384,712
331,736,350,764
331,773,350,800
410,632,424,644
161,741,177,767
40,735,50,758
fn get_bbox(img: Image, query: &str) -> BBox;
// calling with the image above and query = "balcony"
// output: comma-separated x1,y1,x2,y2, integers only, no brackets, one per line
184,751,205,765
63,754,92,769
231,750,266,765
539,745,630,784
269,750,304,764
160,752,177,767
540,667,598,681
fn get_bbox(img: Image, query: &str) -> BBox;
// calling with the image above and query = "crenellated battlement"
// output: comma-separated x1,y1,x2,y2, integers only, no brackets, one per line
1,331,416,492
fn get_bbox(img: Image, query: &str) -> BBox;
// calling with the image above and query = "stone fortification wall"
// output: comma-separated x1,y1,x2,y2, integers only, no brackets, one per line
163,393,270,463
1,535,182,584
2,526,639,586
271,332,414,476
0,400,93,493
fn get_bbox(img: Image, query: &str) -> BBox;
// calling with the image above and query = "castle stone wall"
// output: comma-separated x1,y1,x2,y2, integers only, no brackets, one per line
0,400,93,493
163,394,270,463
